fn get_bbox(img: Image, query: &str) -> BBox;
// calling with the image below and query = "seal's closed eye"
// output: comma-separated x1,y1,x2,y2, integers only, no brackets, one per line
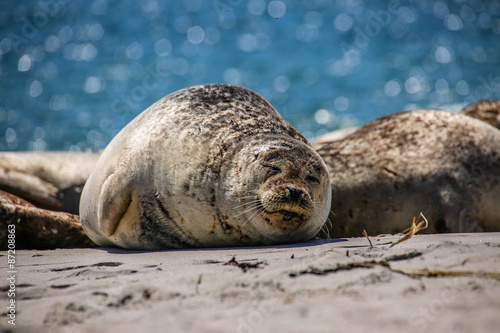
262,164,282,174
305,174,320,184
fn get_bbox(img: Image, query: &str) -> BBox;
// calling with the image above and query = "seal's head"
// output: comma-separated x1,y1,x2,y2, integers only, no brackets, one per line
232,138,332,244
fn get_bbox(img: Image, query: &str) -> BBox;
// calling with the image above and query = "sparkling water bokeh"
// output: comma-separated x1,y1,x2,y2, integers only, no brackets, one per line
1,0,499,151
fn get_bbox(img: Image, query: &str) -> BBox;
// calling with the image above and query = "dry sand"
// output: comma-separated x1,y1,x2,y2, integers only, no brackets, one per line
2,232,500,333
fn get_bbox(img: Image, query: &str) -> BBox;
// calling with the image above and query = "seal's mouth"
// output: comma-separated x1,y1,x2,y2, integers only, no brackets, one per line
262,208,304,221
260,206,310,230
279,210,300,222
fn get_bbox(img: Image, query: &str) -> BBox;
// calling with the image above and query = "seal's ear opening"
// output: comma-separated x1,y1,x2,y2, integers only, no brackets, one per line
97,171,133,237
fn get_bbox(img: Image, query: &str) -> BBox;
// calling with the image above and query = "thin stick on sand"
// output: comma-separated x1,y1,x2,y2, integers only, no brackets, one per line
362,229,373,248
390,212,428,248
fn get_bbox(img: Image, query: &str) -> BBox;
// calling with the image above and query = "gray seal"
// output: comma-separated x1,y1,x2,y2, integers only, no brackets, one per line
0,152,100,214
460,99,500,129
317,110,500,237
80,84,331,249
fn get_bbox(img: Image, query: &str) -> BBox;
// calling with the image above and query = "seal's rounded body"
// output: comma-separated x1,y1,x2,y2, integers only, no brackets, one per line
80,84,331,249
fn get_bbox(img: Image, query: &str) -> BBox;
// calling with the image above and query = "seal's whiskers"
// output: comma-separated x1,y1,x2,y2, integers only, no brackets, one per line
242,207,265,227
234,202,262,217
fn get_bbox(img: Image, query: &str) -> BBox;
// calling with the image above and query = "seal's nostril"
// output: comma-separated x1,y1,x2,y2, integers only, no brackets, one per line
286,186,303,202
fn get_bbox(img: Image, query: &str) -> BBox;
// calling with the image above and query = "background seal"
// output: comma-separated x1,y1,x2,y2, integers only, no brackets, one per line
317,110,500,237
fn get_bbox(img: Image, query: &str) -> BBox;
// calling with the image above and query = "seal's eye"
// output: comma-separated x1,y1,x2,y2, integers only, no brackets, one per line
306,174,320,184
262,164,281,174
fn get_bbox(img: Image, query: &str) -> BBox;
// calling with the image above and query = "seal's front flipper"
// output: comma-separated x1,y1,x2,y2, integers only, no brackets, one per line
98,170,134,237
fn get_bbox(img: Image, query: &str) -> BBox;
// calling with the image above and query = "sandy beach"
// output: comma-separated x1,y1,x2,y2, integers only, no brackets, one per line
3,232,499,333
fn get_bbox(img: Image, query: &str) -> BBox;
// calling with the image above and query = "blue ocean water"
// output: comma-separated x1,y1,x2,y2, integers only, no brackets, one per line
0,0,499,152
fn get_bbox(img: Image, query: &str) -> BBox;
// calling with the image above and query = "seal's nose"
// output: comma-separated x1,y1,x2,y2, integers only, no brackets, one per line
286,185,304,203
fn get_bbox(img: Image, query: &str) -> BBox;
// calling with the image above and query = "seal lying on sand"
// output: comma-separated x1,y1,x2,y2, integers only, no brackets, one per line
460,99,500,129
0,152,100,214
80,84,331,250
310,127,358,150
317,110,500,238
0,190,96,249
